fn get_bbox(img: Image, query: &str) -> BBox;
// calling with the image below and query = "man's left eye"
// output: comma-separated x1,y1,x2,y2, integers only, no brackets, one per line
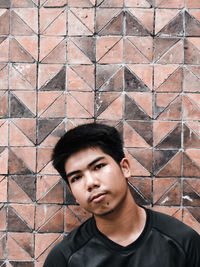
94,163,105,170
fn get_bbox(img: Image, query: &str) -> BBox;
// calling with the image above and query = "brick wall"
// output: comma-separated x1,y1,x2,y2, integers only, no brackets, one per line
0,0,200,266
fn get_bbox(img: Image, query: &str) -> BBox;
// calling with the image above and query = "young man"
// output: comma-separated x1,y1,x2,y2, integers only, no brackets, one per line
44,123,200,267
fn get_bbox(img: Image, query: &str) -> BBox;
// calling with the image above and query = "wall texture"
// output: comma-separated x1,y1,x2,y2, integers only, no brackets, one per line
0,0,200,266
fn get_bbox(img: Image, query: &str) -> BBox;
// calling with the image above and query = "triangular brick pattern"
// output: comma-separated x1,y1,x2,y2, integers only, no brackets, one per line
96,92,122,119
0,120,8,146
125,149,151,176
155,38,183,64
96,9,123,35
98,0,123,7
0,176,7,202
67,66,94,91
126,148,152,174
0,205,6,231
35,233,62,261
11,10,38,36
68,8,95,36
0,147,8,175
40,8,66,36
68,39,93,64
9,176,36,203
155,10,184,36
154,93,182,120
0,1,200,264
67,92,94,119
37,119,63,145
128,178,152,205
10,93,35,118
0,64,8,89
125,36,153,63
36,176,64,204
35,205,64,233
10,63,37,90
7,206,33,232
67,0,94,7
0,232,6,260
40,37,66,63
185,11,200,37
125,94,151,121
38,65,65,91
154,150,182,176
156,0,184,8
183,179,200,206
65,205,91,232
127,65,153,90
124,67,151,92
9,148,36,175
37,147,56,174
0,37,9,62
0,10,9,35
97,67,123,92
183,94,200,120
124,121,153,147
10,37,38,63
13,0,38,8
96,37,123,64
126,10,153,36
69,65,95,90
184,123,200,148
7,233,34,260
96,65,122,89
70,37,96,63
184,38,200,64
12,91,36,116
153,178,181,206
152,206,182,221
38,92,65,118
183,66,200,92
183,208,200,234
183,151,200,177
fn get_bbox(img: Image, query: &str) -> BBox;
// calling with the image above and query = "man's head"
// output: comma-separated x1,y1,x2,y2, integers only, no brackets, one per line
52,123,125,184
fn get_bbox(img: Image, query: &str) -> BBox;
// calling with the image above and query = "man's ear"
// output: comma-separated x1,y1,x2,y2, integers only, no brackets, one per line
120,158,131,179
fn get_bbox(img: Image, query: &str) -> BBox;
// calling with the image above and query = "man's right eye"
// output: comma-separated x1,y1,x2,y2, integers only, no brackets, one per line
70,175,82,183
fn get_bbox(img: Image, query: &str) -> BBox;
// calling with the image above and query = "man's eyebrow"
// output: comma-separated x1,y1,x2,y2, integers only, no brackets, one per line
88,156,105,168
66,170,80,179
66,156,105,179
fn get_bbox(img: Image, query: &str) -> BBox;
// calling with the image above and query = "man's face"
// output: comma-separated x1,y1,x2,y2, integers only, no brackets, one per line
64,147,131,217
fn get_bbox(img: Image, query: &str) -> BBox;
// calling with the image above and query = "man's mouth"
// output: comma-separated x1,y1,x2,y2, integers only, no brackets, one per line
90,192,107,203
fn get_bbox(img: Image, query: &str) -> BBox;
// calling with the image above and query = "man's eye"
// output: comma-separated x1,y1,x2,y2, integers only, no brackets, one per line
71,175,81,183
94,163,105,170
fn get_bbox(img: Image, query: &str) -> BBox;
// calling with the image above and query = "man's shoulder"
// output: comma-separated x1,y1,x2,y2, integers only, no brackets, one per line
150,208,197,234
149,208,200,249
43,217,93,266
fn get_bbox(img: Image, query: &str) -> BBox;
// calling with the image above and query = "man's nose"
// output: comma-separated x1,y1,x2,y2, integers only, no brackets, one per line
85,171,100,191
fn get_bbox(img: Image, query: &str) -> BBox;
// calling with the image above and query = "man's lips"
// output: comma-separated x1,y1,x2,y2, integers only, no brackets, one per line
89,192,107,203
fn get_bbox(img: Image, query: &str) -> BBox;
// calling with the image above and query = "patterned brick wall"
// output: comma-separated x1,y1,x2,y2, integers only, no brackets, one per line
0,0,200,266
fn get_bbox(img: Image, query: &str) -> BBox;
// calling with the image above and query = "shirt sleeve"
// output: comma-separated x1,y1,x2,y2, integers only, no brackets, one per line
43,244,67,267
185,230,200,267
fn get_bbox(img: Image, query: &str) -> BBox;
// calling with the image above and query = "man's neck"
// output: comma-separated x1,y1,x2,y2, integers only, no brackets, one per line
94,191,147,246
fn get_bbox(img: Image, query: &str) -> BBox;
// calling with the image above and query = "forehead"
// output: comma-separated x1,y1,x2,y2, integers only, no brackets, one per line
64,147,109,173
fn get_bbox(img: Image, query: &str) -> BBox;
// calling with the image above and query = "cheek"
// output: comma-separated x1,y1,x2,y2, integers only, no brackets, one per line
105,166,126,185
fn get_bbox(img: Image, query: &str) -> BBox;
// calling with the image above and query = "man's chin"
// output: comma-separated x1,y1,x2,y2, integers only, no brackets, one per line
93,208,115,217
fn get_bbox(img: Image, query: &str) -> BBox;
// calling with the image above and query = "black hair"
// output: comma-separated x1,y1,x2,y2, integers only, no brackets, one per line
52,123,125,183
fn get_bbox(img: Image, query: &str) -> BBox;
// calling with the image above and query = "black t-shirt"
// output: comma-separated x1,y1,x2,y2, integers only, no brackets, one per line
43,208,200,267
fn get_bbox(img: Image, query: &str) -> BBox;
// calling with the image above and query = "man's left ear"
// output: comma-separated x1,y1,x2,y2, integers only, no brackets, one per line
120,158,131,178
